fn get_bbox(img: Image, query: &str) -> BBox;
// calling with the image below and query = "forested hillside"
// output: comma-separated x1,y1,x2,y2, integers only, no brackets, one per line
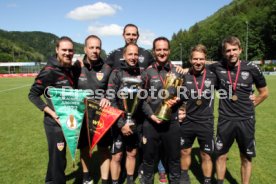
170,0,276,66
1,0,275,65
0,30,84,62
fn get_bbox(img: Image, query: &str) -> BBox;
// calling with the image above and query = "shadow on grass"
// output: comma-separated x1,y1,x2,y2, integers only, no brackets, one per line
189,147,238,184
66,149,102,184
66,161,82,184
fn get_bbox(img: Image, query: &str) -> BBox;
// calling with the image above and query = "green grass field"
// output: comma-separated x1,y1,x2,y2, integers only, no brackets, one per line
0,76,275,184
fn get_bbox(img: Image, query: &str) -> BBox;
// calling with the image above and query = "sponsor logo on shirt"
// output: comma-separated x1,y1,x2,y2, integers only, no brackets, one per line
180,137,185,146
142,136,147,144
151,79,160,83
56,80,69,85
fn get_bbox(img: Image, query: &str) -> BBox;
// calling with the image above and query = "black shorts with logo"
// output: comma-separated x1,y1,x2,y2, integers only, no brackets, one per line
110,126,139,154
215,117,256,158
180,119,214,154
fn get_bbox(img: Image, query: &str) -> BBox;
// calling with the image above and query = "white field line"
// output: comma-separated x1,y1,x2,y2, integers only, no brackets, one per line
0,84,30,93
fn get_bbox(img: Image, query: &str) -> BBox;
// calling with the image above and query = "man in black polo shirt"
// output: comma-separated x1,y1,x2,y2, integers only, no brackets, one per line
141,37,181,184
214,36,269,184
105,23,154,71
180,44,217,184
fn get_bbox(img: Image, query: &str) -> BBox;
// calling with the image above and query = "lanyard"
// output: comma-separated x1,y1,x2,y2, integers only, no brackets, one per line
154,63,170,87
227,61,241,93
193,68,206,97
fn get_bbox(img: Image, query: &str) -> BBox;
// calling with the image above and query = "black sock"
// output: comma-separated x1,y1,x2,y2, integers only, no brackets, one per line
83,172,90,181
112,180,118,184
101,179,109,184
204,177,211,184
217,179,224,184
181,170,189,178
127,175,134,184
180,170,190,184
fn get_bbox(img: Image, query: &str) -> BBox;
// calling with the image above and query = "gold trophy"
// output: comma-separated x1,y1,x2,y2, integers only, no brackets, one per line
121,77,142,132
155,73,184,121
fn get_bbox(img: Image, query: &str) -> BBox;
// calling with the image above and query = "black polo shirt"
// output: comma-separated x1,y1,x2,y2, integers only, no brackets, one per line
211,60,266,120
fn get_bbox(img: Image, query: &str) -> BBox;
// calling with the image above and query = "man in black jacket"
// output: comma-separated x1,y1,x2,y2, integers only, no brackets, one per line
107,43,141,184
28,36,75,184
106,23,162,181
74,35,112,184
141,37,181,184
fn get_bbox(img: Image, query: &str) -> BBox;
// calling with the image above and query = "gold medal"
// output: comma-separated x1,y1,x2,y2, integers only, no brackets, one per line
232,95,238,101
227,61,241,103
193,69,206,107
196,99,202,106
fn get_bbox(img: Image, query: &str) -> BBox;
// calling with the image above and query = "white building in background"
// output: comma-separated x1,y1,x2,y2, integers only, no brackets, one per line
171,61,182,66
73,54,85,63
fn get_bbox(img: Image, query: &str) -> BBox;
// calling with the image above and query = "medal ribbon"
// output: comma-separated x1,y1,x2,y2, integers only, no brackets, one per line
193,68,206,98
227,60,241,93
154,63,166,87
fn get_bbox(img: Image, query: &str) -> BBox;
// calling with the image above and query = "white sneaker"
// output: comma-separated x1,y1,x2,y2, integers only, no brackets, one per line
83,180,93,184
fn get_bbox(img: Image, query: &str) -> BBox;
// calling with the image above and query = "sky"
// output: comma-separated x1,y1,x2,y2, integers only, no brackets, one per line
0,0,232,54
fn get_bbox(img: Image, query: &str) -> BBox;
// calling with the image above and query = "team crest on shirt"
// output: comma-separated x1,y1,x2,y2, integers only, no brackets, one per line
66,114,77,130
241,71,249,80
57,142,65,151
139,55,145,63
96,72,104,81
204,80,211,88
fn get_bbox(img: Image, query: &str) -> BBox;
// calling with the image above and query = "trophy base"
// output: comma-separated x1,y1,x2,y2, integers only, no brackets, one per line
155,105,172,121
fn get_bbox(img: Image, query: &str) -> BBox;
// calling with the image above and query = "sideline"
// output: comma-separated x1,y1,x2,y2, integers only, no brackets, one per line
0,84,30,93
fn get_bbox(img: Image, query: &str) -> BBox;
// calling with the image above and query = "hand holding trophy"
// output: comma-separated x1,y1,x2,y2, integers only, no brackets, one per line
155,73,184,121
120,77,142,133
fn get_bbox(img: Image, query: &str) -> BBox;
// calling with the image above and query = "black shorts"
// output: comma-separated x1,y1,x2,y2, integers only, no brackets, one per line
180,119,214,154
78,120,112,149
215,117,256,158
110,126,139,154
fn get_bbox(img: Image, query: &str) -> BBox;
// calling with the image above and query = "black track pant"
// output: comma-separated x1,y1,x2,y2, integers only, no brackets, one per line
44,116,67,184
142,120,181,184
